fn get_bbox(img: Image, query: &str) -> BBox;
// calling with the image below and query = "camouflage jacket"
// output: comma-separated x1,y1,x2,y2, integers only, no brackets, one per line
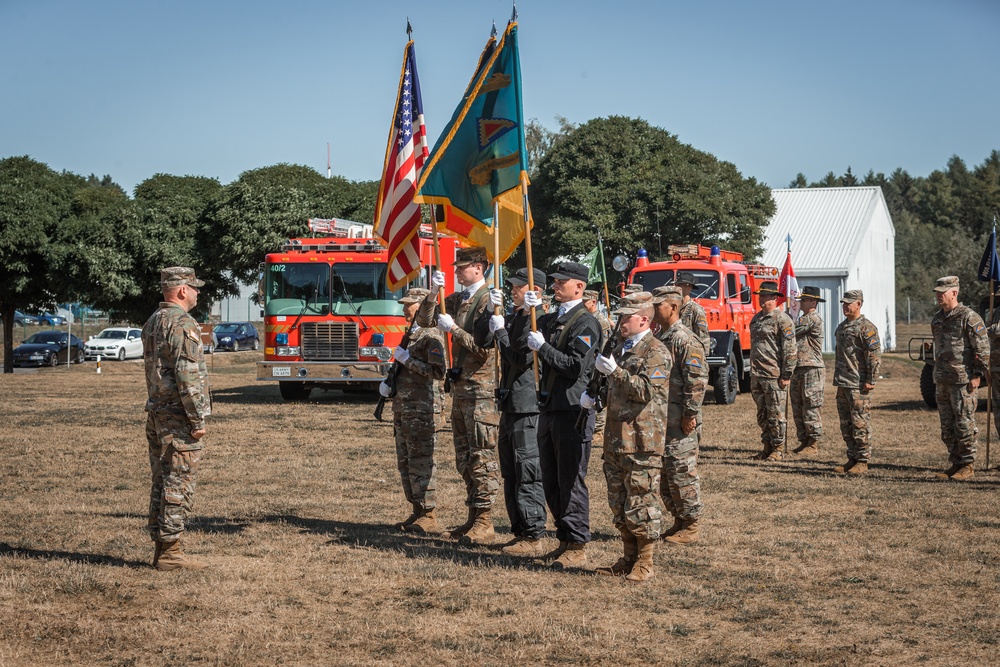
418,285,496,400
833,315,881,388
749,308,796,380
393,326,446,415
656,320,707,420
605,331,671,455
794,310,825,369
142,302,211,429
931,304,988,384
679,299,711,353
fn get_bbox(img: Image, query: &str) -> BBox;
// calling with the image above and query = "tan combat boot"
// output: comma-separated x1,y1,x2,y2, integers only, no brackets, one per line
596,529,638,576
152,540,163,568
846,462,869,475
395,503,423,531
767,448,784,461
665,519,700,546
406,507,442,535
661,516,684,539
625,537,656,582
934,463,963,479
501,537,545,557
458,509,495,545
833,459,857,474
793,439,819,456
446,508,476,539
550,542,587,570
949,464,975,481
155,540,207,571
545,540,569,560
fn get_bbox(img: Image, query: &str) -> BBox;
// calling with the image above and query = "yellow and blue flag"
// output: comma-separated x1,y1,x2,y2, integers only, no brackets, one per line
414,22,532,263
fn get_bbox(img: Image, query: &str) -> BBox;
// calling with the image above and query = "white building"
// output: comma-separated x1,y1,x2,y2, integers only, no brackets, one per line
761,187,896,352
211,279,262,323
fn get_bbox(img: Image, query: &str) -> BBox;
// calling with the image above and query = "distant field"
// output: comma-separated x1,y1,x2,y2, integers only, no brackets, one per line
0,344,998,666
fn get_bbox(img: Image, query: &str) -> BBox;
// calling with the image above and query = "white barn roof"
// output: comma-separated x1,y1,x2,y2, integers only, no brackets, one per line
761,187,894,274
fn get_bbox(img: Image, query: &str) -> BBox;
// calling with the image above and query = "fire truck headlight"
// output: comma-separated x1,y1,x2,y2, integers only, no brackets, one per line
709,338,717,354
276,346,300,356
375,347,392,362
275,333,288,345
371,333,385,346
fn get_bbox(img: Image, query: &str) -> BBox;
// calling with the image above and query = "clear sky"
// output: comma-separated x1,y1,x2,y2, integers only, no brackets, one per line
2,0,997,195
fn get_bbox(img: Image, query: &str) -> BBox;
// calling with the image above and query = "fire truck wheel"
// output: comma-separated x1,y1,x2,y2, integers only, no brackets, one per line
713,350,739,405
279,381,311,401
919,363,937,409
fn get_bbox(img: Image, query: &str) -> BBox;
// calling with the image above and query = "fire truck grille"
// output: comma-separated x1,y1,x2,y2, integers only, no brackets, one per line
301,322,359,361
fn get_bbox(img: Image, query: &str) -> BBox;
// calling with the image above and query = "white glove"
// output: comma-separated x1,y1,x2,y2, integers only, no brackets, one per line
393,346,410,364
595,353,617,375
432,270,446,288
437,313,455,332
527,331,545,351
523,290,542,308
378,381,392,398
489,288,504,308
489,314,505,333
580,391,596,409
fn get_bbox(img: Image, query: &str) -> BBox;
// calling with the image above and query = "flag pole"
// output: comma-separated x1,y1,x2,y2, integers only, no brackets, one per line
784,234,792,457
520,172,540,386
987,275,994,471
597,228,611,312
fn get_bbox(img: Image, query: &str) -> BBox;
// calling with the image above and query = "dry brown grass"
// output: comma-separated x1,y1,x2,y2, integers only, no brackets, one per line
1,343,999,666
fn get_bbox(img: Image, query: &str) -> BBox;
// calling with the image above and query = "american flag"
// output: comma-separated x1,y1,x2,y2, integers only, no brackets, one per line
374,41,428,291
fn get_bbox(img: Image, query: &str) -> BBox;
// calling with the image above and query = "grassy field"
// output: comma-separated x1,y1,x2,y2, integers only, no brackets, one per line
1,341,998,666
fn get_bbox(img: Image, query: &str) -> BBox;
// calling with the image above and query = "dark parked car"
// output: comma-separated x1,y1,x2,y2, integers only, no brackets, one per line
214,322,259,351
11,311,39,326
12,331,85,367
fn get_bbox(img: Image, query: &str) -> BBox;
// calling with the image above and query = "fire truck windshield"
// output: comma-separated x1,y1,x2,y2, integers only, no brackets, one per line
265,262,411,316
632,269,719,300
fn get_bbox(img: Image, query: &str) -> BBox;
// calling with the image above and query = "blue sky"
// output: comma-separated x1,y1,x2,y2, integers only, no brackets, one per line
2,0,997,195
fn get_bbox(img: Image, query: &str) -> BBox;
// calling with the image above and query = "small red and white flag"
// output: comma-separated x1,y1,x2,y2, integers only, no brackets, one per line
778,250,800,320
374,39,429,291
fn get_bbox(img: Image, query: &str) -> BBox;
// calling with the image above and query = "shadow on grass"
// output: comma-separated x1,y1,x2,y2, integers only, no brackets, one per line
210,384,378,406
0,542,148,569
876,400,935,412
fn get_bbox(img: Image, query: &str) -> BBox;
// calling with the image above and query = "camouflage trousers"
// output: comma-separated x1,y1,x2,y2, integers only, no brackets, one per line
836,387,873,463
790,366,825,444
936,382,977,466
146,412,202,543
750,376,786,454
394,410,438,509
452,398,500,509
660,403,702,521
593,407,607,442
602,450,664,540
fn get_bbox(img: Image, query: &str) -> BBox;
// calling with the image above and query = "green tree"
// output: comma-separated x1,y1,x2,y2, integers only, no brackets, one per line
529,116,774,267
525,115,576,177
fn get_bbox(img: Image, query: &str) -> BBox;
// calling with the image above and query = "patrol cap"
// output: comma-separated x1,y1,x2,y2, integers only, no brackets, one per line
453,246,489,267
651,285,683,304
933,276,960,293
506,267,546,287
160,266,205,289
797,285,826,302
840,289,864,304
548,261,589,282
623,283,643,294
675,271,696,287
612,291,654,316
398,287,430,305
582,289,600,301
755,280,781,297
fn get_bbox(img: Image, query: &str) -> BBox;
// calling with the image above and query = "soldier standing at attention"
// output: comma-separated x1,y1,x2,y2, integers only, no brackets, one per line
930,276,989,480
749,280,796,461
478,268,549,557
419,246,499,543
790,286,826,456
651,286,707,546
584,289,613,446
831,290,881,475
525,261,602,570
675,271,711,354
586,292,670,582
142,267,211,571
381,288,446,534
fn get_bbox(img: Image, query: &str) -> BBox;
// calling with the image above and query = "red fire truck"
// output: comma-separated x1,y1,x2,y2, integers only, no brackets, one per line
256,218,460,400
620,244,779,404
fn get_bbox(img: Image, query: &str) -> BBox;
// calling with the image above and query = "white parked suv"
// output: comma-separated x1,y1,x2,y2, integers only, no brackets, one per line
85,327,144,361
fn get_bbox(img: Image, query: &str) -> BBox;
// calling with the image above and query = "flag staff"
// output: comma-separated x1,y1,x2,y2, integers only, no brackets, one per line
521,172,540,386
784,233,792,457
988,217,997,471
597,227,611,312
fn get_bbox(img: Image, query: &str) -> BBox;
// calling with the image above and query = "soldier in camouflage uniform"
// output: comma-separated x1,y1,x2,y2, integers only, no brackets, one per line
791,286,826,456
749,281,797,461
832,289,881,475
586,292,670,582
142,267,211,571
381,288,446,534
930,276,989,480
584,289,614,445
651,286,707,546
675,271,711,354
419,246,499,543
